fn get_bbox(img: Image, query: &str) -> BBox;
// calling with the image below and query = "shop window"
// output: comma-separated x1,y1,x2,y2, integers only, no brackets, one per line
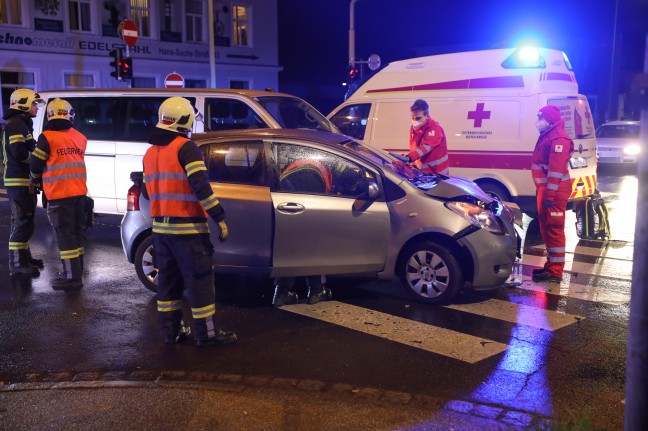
0,71,35,119
230,80,250,90
64,73,95,89
69,0,91,32
185,0,202,42
0,0,22,25
132,76,156,88
232,5,250,47
185,79,206,88
130,0,150,37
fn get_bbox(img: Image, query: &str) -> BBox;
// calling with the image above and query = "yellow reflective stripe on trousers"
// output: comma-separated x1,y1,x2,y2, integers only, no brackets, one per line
152,221,210,234
9,242,29,250
4,178,31,186
60,248,81,259
192,304,216,319
157,300,183,312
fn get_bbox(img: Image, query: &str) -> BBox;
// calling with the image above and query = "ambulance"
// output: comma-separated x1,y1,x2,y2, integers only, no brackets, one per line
328,47,598,215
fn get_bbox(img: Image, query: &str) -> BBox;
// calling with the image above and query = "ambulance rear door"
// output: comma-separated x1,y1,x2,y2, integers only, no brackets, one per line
546,95,598,201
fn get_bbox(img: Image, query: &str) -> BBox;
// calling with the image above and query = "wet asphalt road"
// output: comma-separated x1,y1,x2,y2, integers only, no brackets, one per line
0,165,635,430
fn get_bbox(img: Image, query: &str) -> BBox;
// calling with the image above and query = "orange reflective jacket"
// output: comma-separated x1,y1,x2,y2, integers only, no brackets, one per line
143,136,208,218
41,129,87,200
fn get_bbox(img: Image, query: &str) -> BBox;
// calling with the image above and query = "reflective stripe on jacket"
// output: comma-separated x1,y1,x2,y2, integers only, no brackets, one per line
39,129,87,199
143,136,209,218
531,119,574,202
408,117,450,175
2,111,36,187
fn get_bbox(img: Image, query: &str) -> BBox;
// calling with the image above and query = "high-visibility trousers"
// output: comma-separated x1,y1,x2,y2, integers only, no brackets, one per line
536,186,569,278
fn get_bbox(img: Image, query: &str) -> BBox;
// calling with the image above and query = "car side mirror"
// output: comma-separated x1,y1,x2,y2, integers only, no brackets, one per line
365,181,380,199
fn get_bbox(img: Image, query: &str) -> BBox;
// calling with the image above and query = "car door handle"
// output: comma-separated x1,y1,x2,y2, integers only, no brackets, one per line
277,202,305,213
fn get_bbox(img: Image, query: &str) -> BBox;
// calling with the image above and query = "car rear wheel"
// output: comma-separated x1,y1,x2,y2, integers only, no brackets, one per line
398,241,463,305
134,235,158,293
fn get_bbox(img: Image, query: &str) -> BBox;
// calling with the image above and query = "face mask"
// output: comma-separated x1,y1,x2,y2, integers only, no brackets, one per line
412,118,426,129
535,118,550,133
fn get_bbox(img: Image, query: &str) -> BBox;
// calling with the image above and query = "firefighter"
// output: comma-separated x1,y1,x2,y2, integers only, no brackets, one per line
142,96,236,347
390,99,449,175
531,105,574,284
2,88,45,277
30,98,88,290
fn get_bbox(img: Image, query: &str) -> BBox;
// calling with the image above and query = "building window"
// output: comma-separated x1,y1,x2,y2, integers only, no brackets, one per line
230,80,249,90
0,71,35,119
69,0,91,32
185,0,202,42
130,0,150,37
133,76,156,88
0,0,22,25
64,73,95,89
185,79,206,88
233,5,250,47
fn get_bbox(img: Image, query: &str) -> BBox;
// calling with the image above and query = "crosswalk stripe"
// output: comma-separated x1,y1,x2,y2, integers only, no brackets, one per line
515,278,631,305
521,253,633,281
529,243,634,262
281,301,509,364
446,298,583,331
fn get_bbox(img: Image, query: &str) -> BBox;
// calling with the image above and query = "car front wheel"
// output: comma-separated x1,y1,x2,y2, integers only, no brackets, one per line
398,241,463,305
134,235,159,293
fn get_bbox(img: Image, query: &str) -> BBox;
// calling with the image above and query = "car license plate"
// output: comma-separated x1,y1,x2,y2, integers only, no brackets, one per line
570,157,587,169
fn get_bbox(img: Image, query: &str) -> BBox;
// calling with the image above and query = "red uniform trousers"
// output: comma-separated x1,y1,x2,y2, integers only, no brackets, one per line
536,185,570,278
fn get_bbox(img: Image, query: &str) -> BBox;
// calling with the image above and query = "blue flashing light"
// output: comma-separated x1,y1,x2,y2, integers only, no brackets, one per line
501,47,546,69
562,51,573,71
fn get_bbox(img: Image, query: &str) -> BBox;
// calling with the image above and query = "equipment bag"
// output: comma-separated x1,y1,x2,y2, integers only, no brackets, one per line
574,192,611,240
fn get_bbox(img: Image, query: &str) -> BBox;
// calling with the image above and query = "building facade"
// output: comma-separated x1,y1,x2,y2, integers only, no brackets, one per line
0,0,280,118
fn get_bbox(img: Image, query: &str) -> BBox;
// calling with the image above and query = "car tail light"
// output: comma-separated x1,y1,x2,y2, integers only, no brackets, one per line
127,184,141,211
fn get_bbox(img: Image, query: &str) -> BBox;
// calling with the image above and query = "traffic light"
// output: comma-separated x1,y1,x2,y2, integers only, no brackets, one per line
109,48,122,80
120,57,133,81
347,65,360,82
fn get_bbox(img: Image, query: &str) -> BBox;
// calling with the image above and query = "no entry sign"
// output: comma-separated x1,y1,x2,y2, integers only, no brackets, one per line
165,72,185,88
119,19,138,47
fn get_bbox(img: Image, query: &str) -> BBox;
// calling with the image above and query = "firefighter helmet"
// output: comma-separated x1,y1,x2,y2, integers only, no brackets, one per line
9,88,45,112
46,98,75,123
156,97,198,133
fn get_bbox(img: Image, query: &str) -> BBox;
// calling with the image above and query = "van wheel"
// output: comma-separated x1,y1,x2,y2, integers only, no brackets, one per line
134,235,158,293
398,241,463,305
478,182,511,203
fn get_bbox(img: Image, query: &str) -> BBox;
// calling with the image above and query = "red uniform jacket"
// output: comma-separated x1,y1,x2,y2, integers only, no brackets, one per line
531,119,574,203
408,117,449,175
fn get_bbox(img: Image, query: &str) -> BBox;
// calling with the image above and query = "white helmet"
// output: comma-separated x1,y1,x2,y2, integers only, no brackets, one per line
10,88,44,112
156,97,198,133
46,98,75,123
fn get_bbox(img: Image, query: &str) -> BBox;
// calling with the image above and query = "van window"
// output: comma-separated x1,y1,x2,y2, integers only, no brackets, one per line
45,97,118,140
329,103,371,140
122,97,168,142
205,98,266,131
256,96,333,132
547,97,595,139
202,140,265,186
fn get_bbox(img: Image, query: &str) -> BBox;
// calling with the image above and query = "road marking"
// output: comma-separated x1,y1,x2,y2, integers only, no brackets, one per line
446,299,583,331
516,279,630,306
521,253,632,281
281,301,508,364
529,242,634,262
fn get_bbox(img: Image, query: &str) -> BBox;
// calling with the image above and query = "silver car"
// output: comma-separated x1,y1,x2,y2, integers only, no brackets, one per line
121,129,519,304
596,120,641,165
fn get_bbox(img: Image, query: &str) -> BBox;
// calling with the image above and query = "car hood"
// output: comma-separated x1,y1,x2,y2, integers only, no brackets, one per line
423,175,493,203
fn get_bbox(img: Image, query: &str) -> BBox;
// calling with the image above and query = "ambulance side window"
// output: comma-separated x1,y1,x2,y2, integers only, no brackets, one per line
329,103,371,140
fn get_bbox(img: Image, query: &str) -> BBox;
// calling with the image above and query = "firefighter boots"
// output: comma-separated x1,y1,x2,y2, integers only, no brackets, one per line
52,273,83,291
165,321,192,344
532,272,562,284
9,263,40,277
308,287,332,304
29,257,44,269
272,290,298,307
195,329,238,347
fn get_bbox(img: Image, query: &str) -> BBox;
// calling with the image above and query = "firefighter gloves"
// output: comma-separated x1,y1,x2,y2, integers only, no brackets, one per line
218,221,228,242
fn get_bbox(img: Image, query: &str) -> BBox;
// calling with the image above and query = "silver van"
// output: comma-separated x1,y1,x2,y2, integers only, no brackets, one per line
121,129,520,305
32,88,335,215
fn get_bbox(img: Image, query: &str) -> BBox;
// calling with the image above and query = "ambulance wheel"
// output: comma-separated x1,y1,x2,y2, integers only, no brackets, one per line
478,182,511,203
134,235,159,293
397,241,463,305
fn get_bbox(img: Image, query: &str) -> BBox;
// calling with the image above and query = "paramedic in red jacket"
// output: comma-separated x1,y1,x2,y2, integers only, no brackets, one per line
531,105,574,284
392,99,449,175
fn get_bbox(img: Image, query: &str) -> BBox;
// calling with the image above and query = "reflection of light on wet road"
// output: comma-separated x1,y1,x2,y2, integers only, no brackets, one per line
469,291,554,416
603,176,637,242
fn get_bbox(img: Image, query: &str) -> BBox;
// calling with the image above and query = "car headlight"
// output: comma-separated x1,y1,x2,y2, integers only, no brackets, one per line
446,201,504,234
623,144,641,156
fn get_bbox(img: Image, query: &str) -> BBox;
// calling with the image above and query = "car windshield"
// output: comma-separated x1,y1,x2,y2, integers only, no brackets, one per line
596,124,640,139
255,96,335,132
338,139,440,190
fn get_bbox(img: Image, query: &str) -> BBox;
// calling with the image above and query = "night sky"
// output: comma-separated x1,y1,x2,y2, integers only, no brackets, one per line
277,0,648,119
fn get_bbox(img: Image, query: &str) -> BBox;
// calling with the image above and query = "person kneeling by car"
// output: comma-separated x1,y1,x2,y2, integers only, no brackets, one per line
142,96,236,347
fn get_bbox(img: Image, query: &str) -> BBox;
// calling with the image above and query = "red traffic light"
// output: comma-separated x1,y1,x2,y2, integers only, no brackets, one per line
348,66,359,80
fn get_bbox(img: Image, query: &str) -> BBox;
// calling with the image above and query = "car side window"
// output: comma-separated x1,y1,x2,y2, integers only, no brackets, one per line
45,97,118,140
273,143,367,198
205,98,266,131
329,103,371,140
202,140,265,186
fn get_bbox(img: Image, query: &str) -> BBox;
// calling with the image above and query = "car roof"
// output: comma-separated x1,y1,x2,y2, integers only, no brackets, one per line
599,121,640,127
192,129,353,148
36,88,299,99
